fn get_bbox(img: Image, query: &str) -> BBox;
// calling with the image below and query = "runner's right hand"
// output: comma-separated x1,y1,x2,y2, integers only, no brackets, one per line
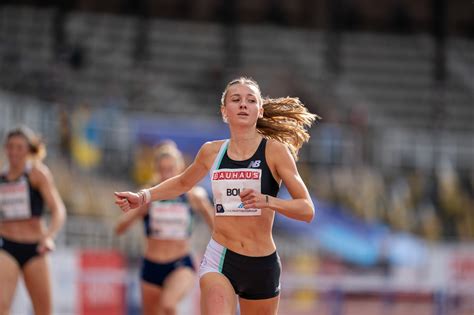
114,191,140,212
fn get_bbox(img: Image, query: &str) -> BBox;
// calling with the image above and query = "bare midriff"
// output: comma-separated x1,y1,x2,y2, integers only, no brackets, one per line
144,238,191,263
0,218,45,242
212,212,276,257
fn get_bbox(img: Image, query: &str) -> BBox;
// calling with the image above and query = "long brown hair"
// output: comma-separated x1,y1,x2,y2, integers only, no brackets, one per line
221,77,320,160
6,126,46,161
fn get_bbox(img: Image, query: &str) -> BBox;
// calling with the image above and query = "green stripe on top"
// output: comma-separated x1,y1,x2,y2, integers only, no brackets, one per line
215,139,229,170
218,247,227,273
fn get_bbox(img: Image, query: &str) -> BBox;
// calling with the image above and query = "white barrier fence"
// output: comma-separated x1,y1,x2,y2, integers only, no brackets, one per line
8,242,474,315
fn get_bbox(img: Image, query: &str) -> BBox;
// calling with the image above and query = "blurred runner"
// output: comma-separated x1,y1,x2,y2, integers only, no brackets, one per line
115,141,213,315
0,126,66,315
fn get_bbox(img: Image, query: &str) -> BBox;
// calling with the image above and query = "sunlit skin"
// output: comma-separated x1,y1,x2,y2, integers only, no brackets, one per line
115,81,315,315
214,84,277,256
221,84,263,129
115,152,214,315
0,133,66,315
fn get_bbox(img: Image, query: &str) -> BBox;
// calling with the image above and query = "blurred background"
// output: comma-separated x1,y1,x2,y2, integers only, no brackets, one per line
0,0,473,314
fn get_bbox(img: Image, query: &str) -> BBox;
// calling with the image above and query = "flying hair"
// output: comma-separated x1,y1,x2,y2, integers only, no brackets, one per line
221,77,320,160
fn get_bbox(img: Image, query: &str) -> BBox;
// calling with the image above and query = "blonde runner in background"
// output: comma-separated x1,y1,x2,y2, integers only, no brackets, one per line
115,141,213,315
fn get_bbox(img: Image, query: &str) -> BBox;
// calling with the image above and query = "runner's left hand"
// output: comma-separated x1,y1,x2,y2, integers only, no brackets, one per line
37,236,55,254
240,188,265,209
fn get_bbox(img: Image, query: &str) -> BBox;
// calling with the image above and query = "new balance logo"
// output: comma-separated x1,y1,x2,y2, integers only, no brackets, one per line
248,160,261,168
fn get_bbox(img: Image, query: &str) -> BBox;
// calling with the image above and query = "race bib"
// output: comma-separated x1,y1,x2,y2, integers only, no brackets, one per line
0,179,32,221
149,201,191,240
211,168,262,216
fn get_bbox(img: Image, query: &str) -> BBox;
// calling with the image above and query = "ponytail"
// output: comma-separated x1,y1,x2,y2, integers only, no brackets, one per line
258,97,320,160
221,77,320,160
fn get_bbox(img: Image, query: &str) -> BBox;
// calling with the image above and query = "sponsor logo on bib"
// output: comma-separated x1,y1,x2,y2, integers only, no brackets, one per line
212,170,260,180
216,204,225,213
248,160,261,168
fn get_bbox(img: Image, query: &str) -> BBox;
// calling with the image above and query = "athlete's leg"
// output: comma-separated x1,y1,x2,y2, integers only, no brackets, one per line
239,295,280,315
200,272,237,315
141,281,162,315
22,255,52,315
159,267,195,315
0,251,21,315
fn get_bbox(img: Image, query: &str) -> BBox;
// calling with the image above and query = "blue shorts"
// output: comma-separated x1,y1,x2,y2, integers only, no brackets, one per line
141,255,195,287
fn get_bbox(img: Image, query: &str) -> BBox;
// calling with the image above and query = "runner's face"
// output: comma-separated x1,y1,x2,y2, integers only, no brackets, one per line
5,135,29,167
156,155,179,181
222,83,263,127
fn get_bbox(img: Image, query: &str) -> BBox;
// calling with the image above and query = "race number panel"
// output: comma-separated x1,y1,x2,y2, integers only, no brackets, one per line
212,168,262,216
149,201,190,239
0,179,32,220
